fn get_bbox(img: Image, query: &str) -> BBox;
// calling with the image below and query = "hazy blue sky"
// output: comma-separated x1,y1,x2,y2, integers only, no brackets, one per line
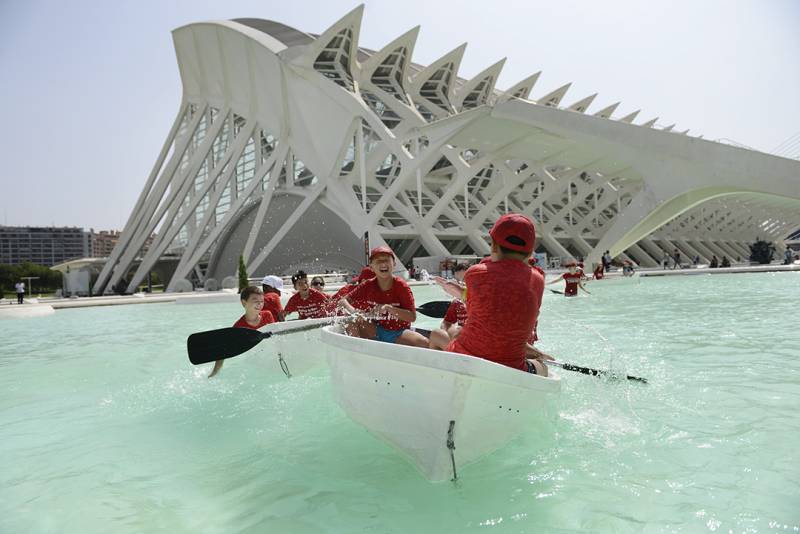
1,0,798,230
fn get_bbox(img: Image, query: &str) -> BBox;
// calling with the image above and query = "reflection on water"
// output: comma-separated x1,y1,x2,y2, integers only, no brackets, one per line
1,273,798,532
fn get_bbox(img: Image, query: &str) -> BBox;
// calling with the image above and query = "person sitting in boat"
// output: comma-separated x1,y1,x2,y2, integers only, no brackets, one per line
208,286,276,378
283,270,330,319
438,263,470,334
445,213,551,376
546,260,591,297
338,246,429,348
261,275,285,321
593,262,605,280
310,276,326,291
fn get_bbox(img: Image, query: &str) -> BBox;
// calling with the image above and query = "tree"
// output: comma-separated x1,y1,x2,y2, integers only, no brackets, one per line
237,254,249,291
749,238,775,265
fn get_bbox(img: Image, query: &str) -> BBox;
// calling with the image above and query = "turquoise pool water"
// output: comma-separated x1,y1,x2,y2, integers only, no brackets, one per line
1,272,798,533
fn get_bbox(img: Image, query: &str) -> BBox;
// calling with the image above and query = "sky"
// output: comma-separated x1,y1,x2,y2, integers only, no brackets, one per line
1,0,798,230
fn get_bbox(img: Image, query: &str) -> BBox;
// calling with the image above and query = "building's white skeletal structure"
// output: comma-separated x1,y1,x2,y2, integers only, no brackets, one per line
95,6,800,294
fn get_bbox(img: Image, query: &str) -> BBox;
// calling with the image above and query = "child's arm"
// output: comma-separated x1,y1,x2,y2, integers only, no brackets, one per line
434,276,464,299
545,274,564,285
378,304,416,323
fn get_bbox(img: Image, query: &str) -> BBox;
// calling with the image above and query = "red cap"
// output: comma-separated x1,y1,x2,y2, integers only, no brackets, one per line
368,245,394,261
489,213,535,254
355,266,375,282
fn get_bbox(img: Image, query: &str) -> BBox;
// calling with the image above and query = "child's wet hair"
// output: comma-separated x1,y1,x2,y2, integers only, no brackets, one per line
240,285,263,301
291,270,308,286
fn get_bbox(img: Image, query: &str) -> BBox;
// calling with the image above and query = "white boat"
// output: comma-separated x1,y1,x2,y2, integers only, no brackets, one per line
320,325,561,482
256,317,333,378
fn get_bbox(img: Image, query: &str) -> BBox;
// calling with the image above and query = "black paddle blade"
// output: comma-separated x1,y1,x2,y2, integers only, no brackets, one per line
549,289,564,295
559,362,648,384
187,327,268,365
416,300,452,319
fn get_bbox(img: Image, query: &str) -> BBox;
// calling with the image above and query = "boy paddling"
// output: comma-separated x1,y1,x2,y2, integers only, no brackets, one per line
338,246,429,347
284,270,330,319
208,286,276,378
547,260,590,297
446,214,550,376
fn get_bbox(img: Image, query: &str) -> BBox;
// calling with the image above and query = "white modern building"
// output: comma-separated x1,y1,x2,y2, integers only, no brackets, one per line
94,6,800,294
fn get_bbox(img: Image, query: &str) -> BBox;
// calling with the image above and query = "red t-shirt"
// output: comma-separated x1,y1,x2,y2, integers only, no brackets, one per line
447,259,544,371
284,288,330,319
443,299,468,326
263,292,283,319
346,276,415,331
232,309,275,329
332,284,354,301
563,270,584,296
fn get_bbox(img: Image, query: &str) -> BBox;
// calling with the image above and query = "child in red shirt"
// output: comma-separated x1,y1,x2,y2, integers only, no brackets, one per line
339,246,429,347
261,275,285,321
208,286,275,378
446,214,550,376
547,261,591,297
284,270,330,319
593,263,604,280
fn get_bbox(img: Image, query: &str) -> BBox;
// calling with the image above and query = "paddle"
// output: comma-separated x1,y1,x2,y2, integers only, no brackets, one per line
187,322,329,365
416,300,452,319
549,289,564,295
546,360,648,383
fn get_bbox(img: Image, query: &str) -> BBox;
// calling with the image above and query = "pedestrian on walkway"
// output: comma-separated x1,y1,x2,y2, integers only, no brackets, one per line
15,281,25,304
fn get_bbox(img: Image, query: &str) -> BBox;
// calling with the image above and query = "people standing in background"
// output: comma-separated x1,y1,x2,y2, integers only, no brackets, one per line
673,249,681,269
710,255,719,268
602,250,612,272
721,256,730,268
693,255,700,266
15,281,25,304
662,252,670,269
785,246,794,265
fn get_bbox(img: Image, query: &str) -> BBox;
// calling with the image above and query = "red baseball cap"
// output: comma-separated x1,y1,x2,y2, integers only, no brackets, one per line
355,266,375,282
368,245,394,261
489,213,535,254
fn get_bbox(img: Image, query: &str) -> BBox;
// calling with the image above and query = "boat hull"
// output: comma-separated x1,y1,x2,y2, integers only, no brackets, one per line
254,318,331,378
321,326,561,481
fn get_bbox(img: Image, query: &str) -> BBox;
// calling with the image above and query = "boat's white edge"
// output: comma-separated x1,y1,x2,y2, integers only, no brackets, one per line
320,326,561,393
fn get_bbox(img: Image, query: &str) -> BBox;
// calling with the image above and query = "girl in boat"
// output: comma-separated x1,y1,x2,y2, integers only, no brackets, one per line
338,246,430,348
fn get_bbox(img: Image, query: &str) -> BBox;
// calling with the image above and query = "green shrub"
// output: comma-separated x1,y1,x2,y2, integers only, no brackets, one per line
237,254,249,291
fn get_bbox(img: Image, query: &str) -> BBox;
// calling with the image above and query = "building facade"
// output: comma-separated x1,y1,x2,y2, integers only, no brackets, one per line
0,226,91,266
90,230,121,258
95,8,800,294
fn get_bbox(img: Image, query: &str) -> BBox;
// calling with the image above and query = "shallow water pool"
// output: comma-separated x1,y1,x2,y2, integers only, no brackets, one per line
1,272,798,532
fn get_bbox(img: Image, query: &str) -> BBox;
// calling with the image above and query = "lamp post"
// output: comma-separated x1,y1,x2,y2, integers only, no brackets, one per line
22,276,39,296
